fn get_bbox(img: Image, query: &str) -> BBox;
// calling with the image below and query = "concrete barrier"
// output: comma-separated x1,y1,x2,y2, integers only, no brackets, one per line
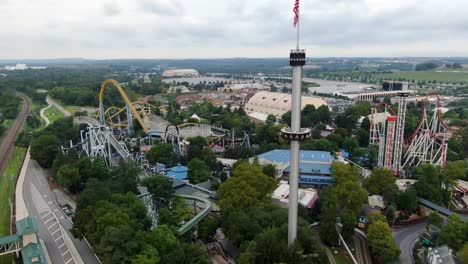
15,148,30,220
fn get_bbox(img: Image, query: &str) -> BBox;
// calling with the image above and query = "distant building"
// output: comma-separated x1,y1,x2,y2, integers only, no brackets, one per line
426,245,455,264
167,85,190,93
252,149,336,188
162,69,199,78
245,91,327,118
382,80,409,91
217,83,269,93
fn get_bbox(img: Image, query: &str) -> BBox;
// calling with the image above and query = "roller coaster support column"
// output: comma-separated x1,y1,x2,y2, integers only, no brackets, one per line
392,92,410,175
126,103,133,134
281,49,311,246
99,102,105,126
384,116,397,169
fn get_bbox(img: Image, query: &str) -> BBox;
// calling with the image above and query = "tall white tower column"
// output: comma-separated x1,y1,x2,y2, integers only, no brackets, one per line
281,49,310,245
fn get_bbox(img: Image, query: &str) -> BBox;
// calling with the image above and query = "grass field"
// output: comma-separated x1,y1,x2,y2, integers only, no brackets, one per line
0,147,26,264
329,239,356,264
44,105,65,123
373,70,468,84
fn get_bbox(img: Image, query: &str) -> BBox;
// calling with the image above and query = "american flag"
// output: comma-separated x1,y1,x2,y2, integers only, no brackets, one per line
293,0,300,27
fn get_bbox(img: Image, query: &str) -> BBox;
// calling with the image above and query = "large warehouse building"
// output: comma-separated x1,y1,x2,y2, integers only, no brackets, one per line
245,91,327,119
162,69,199,78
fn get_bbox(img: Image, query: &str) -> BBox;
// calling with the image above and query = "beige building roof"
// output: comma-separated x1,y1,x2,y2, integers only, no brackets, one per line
245,91,327,117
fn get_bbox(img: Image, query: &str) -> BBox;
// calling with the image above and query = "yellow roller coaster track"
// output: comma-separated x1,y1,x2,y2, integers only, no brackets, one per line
99,79,149,132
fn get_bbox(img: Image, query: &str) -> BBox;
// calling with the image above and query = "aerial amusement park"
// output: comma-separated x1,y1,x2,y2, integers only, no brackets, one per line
72,79,250,170
369,91,452,176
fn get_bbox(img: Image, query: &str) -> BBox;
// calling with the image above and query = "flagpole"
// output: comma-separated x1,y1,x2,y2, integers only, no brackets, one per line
296,4,300,49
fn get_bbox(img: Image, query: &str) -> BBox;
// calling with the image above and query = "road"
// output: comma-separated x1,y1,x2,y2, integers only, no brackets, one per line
23,160,99,264
46,96,71,117
392,222,426,264
0,93,30,172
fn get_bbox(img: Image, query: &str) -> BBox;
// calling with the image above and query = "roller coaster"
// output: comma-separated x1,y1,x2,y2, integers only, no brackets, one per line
93,79,251,150
369,92,452,175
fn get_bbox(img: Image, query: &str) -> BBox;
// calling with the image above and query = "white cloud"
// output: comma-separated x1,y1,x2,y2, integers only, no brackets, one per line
0,0,467,59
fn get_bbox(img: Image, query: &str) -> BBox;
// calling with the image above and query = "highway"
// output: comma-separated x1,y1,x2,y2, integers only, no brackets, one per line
0,93,30,172
23,160,99,264
392,222,426,264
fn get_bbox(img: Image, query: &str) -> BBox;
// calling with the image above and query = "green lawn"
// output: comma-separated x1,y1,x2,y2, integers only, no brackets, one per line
373,70,468,84
44,105,65,123
0,147,26,264
330,239,356,264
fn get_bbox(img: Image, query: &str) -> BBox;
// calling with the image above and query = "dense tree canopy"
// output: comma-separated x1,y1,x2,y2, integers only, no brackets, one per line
218,161,277,209
366,216,400,263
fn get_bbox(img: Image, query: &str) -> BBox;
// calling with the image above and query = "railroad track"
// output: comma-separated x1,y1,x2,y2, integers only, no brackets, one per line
0,93,31,173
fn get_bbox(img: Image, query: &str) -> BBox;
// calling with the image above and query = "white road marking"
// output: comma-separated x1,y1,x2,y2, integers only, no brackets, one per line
44,217,54,224
48,222,58,229
52,229,61,236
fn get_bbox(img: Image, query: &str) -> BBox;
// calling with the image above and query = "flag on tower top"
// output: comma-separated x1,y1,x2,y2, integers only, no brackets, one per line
293,0,300,27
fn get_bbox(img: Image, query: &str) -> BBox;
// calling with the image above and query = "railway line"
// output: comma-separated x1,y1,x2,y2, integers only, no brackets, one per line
0,93,30,173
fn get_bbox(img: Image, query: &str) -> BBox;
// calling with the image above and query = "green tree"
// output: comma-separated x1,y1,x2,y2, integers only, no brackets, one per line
146,143,178,167
56,164,81,193
143,174,174,208
110,160,141,194
426,212,443,228
187,136,208,161
187,158,211,184
440,214,468,251
262,164,276,178
366,219,400,263
414,164,445,205
365,168,397,195
395,188,418,218
331,162,361,184
458,243,468,264
336,180,368,215
30,134,61,168
339,209,357,240
218,161,276,209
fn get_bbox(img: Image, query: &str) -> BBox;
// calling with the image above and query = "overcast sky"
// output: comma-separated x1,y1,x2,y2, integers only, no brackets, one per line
1,0,467,59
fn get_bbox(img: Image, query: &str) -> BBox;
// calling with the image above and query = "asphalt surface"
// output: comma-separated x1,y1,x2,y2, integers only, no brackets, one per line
23,160,99,264
392,222,426,264
46,96,71,117
0,93,30,172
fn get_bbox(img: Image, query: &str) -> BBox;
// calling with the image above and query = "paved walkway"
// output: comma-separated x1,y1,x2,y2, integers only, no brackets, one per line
39,102,51,126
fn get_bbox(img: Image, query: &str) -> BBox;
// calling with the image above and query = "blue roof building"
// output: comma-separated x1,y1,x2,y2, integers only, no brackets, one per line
166,164,188,180
254,149,336,188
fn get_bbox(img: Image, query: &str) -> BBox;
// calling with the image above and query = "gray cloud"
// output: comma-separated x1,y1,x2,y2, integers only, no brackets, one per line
0,0,468,59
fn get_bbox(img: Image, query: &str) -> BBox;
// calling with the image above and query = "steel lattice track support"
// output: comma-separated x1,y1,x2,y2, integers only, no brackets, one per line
377,133,385,168
402,101,448,171
0,240,20,257
384,116,397,169
369,108,379,145
392,92,410,174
